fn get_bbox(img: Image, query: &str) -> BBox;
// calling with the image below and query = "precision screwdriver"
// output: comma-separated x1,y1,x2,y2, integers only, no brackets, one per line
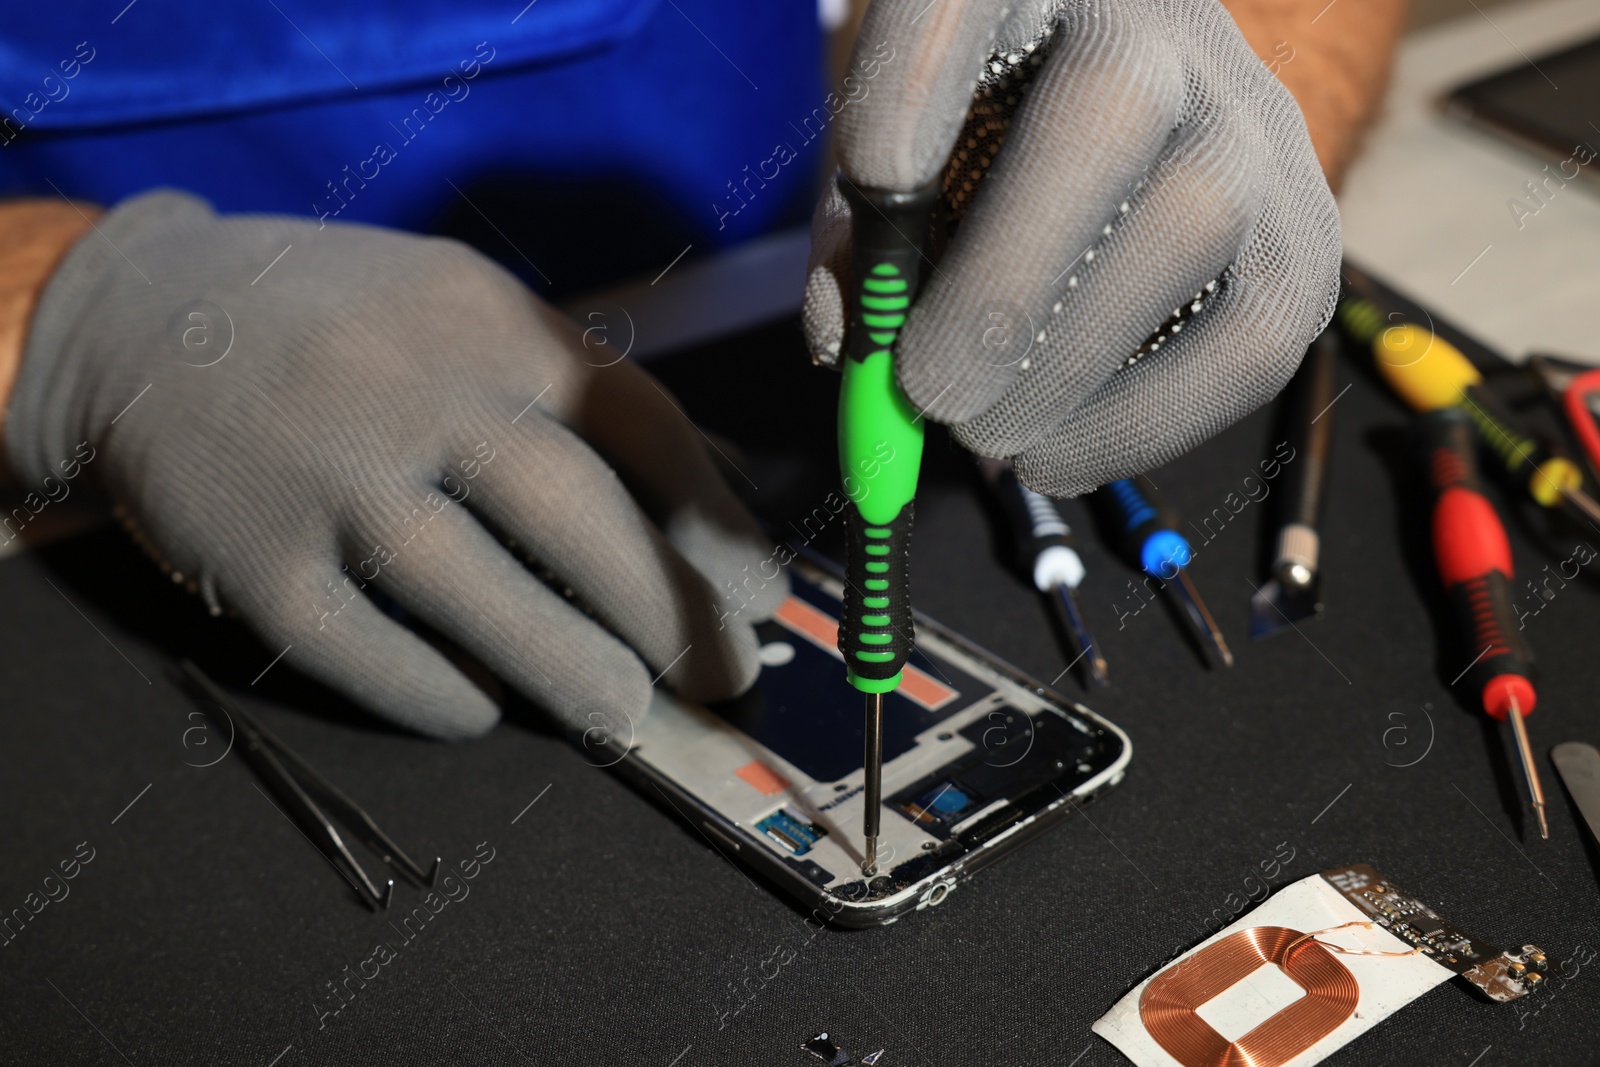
1099,475,1234,668
1251,331,1338,639
977,456,1108,686
834,176,939,879
1340,297,1600,527
1416,408,1549,839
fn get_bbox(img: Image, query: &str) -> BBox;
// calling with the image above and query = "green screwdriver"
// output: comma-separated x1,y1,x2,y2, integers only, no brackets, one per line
835,176,939,879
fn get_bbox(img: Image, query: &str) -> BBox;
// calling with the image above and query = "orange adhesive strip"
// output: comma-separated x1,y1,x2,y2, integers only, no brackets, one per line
734,760,789,796
772,596,958,711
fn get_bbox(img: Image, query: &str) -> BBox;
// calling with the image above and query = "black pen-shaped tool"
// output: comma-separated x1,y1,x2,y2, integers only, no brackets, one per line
978,456,1108,686
1252,330,1338,638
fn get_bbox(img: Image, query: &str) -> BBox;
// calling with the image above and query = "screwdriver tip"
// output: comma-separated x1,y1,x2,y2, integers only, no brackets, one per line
1052,584,1110,687
1172,569,1233,668
1535,804,1550,840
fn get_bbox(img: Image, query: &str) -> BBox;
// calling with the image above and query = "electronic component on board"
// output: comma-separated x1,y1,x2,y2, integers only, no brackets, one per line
756,809,826,856
902,781,975,826
1319,864,1547,1003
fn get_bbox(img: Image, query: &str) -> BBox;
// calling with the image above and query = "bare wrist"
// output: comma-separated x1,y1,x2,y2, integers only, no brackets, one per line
1221,0,1407,190
0,199,100,475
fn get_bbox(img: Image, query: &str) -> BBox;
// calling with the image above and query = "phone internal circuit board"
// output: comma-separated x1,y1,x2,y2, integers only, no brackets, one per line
1321,864,1547,1002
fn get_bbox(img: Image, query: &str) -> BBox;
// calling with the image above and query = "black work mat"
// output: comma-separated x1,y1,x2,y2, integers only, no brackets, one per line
4,301,1600,1067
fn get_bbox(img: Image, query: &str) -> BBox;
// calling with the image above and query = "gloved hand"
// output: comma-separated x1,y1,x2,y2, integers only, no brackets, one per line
7,191,786,740
804,0,1340,496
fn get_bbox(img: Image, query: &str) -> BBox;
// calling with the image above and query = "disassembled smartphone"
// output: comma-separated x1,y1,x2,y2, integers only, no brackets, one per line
610,553,1131,927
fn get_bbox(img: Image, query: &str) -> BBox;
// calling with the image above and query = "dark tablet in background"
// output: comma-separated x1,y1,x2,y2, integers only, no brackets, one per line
1444,33,1600,185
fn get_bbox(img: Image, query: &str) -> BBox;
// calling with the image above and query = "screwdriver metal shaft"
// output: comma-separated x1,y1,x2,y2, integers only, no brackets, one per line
862,692,884,876
1557,484,1600,528
1053,584,1110,686
1507,692,1550,839
1170,568,1235,669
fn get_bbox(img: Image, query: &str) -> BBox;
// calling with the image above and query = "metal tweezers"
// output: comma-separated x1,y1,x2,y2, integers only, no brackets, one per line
179,660,439,910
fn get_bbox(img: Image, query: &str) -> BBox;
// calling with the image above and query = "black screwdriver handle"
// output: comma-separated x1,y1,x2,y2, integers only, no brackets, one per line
1269,331,1338,584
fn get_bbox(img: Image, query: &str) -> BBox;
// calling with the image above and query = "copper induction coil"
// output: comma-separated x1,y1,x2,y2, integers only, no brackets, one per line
1139,926,1360,1067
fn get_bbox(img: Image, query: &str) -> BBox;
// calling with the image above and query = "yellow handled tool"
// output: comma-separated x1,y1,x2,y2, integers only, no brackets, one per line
1340,298,1598,523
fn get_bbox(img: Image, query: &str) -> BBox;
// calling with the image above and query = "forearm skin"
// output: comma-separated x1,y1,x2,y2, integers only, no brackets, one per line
1222,0,1409,190
0,199,99,477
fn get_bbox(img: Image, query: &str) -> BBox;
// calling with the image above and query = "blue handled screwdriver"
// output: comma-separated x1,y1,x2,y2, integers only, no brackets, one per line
1099,475,1234,668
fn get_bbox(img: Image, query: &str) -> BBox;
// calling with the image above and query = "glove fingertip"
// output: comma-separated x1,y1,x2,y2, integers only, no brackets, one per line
563,645,654,757
666,614,762,705
739,563,791,625
666,510,793,626
802,190,852,369
383,678,502,742
802,264,847,369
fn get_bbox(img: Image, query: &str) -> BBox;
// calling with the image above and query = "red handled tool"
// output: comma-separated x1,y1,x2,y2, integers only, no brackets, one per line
1417,408,1549,839
1559,367,1600,482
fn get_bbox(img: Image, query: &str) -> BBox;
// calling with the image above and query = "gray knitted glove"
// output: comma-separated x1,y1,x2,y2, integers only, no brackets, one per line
804,0,1340,496
8,191,786,740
